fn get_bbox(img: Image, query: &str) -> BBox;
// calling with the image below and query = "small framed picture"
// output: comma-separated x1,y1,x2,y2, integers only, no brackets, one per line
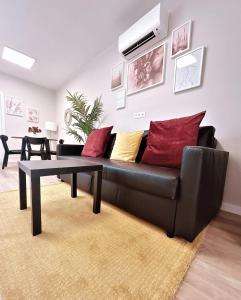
127,42,166,95
27,107,39,123
173,46,205,93
111,63,124,90
115,88,126,110
171,20,192,58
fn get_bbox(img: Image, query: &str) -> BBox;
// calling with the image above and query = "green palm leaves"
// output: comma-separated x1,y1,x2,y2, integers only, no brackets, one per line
65,90,103,143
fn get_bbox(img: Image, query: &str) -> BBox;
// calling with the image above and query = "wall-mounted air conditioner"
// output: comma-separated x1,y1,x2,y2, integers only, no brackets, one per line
118,3,168,60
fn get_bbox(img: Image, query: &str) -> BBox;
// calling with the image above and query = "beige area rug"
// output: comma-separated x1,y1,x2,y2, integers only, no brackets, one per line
0,183,203,300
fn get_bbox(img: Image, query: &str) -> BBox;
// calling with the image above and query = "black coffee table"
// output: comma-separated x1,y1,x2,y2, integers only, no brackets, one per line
18,160,103,236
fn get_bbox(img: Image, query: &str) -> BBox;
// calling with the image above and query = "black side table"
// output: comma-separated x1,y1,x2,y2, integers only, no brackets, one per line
18,160,103,236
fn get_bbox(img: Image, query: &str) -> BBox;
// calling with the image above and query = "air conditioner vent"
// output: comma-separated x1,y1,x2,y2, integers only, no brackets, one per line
118,3,168,59
122,31,155,57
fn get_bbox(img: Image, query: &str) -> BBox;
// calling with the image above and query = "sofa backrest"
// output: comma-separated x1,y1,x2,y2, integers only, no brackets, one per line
103,126,217,161
197,126,216,148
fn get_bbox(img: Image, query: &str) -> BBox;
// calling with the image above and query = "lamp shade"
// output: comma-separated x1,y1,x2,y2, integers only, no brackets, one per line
45,121,58,132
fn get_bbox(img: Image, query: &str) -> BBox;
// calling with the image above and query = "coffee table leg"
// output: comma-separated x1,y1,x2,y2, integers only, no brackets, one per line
71,173,77,198
19,168,27,210
93,170,102,214
31,175,42,236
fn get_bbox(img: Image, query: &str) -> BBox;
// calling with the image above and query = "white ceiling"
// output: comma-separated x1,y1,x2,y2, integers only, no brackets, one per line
0,0,161,90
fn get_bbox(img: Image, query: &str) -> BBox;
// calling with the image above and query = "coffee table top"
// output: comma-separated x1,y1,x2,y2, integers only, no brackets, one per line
18,159,102,176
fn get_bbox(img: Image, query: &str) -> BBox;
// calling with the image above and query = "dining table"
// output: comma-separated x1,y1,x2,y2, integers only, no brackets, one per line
11,136,57,161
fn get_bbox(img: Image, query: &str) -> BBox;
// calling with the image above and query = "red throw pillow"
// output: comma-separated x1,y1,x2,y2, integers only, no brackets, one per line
141,111,206,168
81,126,113,158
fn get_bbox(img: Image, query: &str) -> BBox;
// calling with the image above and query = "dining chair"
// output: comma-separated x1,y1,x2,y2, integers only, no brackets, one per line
25,136,51,160
0,135,22,169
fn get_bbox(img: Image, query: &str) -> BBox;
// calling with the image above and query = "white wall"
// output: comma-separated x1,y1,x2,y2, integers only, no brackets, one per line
0,72,56,161
56,0,241,211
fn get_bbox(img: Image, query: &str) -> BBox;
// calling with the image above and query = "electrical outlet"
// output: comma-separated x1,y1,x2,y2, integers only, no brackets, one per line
134,112,145,119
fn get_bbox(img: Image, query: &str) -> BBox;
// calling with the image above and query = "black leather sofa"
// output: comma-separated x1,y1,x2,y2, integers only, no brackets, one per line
56,126,229,242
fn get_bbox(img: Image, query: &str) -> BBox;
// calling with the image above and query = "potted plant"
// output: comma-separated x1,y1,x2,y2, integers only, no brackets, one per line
65,90,103,143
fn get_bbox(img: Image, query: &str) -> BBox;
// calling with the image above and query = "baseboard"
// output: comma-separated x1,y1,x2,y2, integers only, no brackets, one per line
221,202,241,216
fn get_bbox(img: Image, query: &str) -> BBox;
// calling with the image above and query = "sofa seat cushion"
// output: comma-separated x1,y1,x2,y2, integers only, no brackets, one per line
58,155,179,200
104,161,179,200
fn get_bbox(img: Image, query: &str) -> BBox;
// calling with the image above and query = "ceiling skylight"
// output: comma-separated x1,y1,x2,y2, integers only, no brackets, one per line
2,47,35,69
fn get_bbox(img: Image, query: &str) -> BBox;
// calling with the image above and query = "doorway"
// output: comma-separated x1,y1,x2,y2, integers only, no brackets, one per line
0,91,5,163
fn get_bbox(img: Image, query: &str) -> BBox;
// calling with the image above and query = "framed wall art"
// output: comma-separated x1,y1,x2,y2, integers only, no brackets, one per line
111,62,124,90
114,88,126,110
5,95,24,117
127,43,166,95
171,20,192,58
173,46,205,93
27,107,39,123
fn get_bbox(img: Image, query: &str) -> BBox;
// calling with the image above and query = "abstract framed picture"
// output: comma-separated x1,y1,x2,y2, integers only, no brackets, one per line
127,43,166,95
173,46,205,93
27,107,39,123
5,95,24,117
111,63,124,90
171,20,192,58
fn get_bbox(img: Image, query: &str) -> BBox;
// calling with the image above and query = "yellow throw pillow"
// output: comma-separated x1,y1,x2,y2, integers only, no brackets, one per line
110,131,144,162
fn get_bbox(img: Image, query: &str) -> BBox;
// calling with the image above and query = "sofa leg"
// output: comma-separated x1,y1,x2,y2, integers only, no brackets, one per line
166,231,174,238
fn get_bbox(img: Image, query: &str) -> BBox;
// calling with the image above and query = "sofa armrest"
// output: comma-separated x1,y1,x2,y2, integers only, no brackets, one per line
175,146,229,241
56,144,84,156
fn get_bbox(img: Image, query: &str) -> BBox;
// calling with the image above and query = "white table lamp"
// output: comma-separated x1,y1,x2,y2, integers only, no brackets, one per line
45,121,58,132
45,122,58,151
